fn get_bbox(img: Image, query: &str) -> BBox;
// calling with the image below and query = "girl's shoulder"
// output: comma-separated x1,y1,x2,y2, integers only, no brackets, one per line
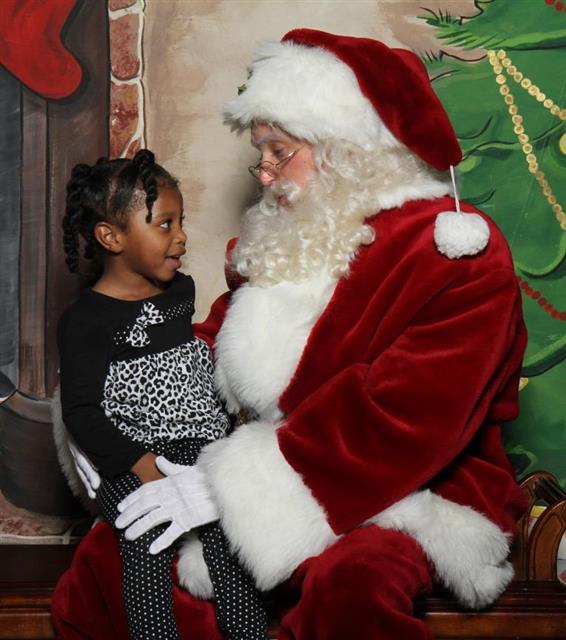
57,291,113,350
59,290,103,323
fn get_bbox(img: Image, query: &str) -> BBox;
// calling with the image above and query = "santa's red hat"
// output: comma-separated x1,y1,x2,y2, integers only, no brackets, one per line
224,29,489,258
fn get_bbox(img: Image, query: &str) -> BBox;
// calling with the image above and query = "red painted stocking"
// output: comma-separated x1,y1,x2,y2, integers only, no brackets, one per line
0,0,82,98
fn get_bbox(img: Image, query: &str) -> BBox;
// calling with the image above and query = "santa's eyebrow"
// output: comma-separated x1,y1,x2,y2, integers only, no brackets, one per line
251,132,286,148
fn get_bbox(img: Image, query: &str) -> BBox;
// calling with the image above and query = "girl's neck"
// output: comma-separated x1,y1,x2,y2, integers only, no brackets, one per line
92,271,166,302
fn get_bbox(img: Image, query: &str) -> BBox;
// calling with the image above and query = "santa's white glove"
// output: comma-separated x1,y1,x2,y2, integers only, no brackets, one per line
115,456,219,555
68,439,101,499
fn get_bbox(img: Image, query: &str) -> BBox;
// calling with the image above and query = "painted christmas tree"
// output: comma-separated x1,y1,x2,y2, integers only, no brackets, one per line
424,0,566,483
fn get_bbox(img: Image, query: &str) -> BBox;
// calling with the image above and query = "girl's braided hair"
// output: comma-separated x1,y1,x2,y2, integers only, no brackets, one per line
62,149,178,273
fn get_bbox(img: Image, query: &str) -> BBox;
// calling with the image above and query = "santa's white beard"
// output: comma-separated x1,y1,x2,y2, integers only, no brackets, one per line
232,141,451,287
232,171,376,287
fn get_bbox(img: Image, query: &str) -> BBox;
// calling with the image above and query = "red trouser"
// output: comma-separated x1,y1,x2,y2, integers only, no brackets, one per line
52,522,433,640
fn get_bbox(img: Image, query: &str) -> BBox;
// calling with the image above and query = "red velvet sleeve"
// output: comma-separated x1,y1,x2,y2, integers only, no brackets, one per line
278,266,527,535
193,291,231,348
193,238,240,347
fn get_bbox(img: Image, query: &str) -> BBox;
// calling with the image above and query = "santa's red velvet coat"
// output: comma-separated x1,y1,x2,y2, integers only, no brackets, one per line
51,195,528,638
279,195,526,533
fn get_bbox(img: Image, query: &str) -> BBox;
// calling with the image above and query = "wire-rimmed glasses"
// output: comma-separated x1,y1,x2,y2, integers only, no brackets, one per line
248,146,303,182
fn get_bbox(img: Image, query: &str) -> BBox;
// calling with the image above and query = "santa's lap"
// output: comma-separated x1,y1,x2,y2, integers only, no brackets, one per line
52,521,434,640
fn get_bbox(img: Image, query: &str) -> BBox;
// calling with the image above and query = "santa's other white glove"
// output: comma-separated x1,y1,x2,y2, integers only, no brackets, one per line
68,439,101,499
115,456,219,555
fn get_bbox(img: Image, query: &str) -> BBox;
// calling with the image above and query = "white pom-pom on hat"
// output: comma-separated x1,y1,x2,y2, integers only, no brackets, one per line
434,166,490,259
434,211,490,259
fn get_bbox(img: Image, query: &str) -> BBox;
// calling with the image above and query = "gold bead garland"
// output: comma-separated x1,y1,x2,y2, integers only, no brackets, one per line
488,49,566,231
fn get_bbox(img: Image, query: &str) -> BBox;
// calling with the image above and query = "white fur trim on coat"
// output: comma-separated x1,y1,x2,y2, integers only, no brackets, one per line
197,421,513,608
224,40,399,152
214,274,337,422
376,178,452,214
434,210,490,259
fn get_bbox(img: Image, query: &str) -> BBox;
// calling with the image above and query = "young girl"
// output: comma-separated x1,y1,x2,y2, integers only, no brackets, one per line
58,149,268,640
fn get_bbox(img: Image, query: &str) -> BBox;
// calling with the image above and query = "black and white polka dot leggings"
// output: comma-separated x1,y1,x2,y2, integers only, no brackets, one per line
97,438,269,640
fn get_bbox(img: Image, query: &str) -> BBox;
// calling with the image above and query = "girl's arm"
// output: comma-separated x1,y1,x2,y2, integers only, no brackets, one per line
58,307,147,479
131,452,164,483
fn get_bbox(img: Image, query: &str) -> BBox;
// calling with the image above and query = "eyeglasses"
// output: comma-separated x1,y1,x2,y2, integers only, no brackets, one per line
248,146,303,182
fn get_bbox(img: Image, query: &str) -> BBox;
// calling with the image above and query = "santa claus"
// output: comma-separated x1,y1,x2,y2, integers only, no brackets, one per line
52,29,528,640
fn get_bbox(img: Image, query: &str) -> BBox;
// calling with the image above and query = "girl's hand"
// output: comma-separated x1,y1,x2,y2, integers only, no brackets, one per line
131,452,165,483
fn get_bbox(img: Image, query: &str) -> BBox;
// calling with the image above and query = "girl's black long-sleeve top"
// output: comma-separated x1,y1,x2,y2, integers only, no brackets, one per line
57,273,229,479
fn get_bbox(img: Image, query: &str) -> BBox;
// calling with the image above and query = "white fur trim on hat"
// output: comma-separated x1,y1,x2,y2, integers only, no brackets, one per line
434,210,490,259
224,40,398,151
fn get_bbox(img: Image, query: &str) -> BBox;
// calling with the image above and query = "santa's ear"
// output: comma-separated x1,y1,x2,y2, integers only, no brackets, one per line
94,221,125,254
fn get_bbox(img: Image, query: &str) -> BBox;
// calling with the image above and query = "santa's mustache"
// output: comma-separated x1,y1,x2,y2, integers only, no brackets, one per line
259,178,304,211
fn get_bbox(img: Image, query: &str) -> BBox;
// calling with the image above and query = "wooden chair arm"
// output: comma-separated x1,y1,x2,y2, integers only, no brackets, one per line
511,470,566,581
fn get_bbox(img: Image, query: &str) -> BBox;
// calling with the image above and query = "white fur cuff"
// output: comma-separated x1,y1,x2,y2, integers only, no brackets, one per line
190,421,512,609
198,421,338,590
371,490,513,609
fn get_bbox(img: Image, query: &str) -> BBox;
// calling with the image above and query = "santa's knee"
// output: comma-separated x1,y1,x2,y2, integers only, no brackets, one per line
278,528,433,640
317,528,429,602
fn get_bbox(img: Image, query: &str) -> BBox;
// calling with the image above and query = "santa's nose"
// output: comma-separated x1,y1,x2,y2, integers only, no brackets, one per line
258,167,277,186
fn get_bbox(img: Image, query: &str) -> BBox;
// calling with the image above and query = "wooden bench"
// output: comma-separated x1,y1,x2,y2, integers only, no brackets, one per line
1,471,564,639
0,544,76,640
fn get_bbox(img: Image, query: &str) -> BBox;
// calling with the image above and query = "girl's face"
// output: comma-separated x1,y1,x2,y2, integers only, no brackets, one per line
119,185,187,286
